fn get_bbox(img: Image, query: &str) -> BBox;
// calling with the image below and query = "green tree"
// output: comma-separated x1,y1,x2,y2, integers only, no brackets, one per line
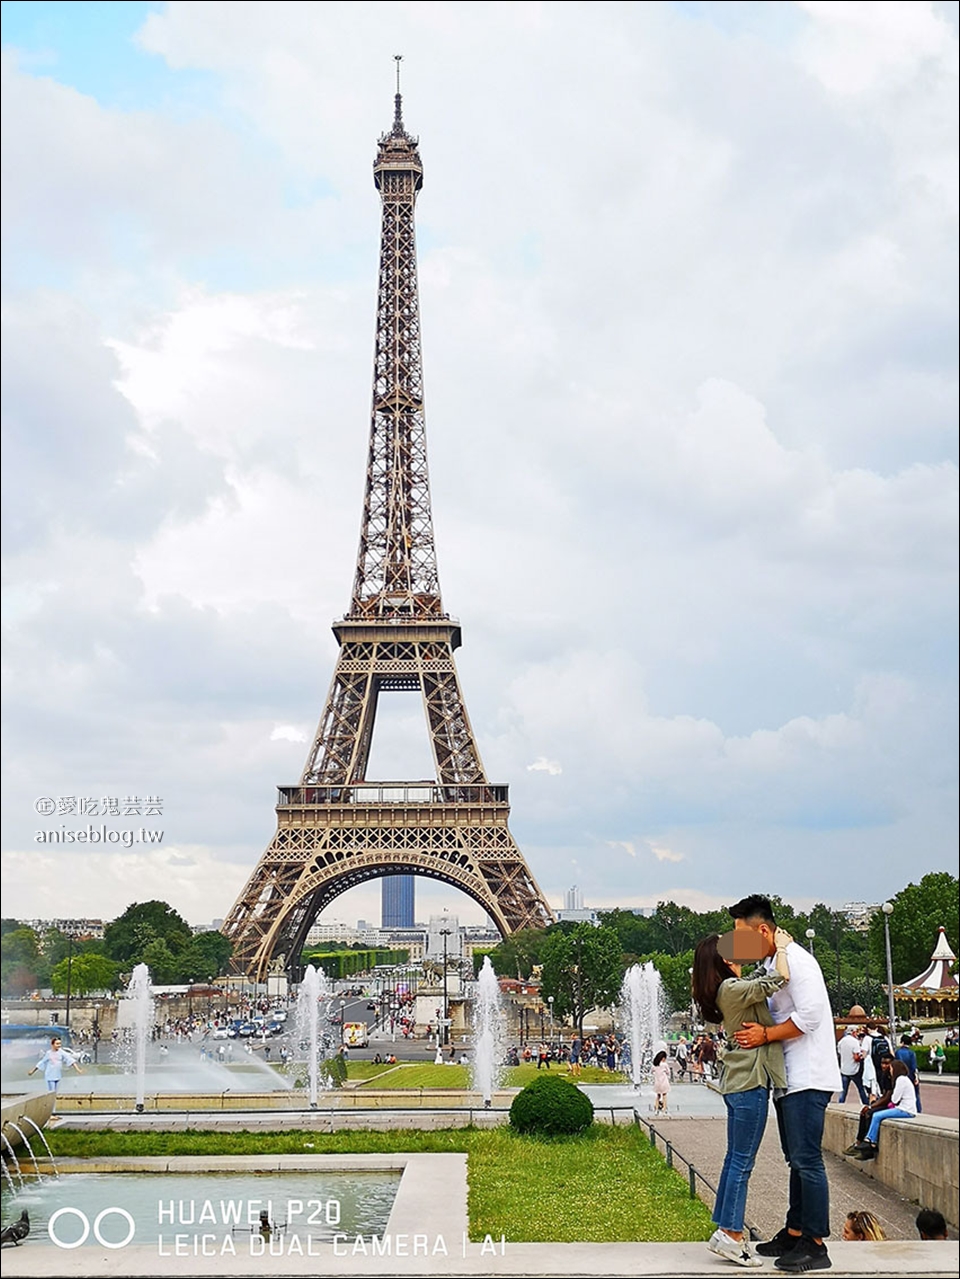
484,929,547,980
0,927,42,995
50,952,122,996
103,901,192,965
139,938,180,984
540,924,623,1035
639,950,696,1013
867,872,959,985
175,931,234,983
1,927,40,968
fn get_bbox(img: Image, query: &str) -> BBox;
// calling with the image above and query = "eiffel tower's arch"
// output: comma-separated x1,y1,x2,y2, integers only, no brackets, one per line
226,784,549,981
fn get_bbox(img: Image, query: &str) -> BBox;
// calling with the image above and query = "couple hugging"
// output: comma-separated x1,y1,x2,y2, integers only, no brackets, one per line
691,894,841,1272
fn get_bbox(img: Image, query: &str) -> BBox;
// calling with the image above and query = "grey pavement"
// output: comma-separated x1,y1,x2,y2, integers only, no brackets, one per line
647,1084,956,1243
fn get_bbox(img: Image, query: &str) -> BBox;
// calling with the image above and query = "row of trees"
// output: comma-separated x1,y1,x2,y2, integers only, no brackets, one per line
299,947,410,980
1,900,234,996
479,873,958,1024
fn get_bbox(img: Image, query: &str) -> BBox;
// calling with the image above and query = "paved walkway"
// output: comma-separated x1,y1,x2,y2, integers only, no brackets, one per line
646,1086,958,1242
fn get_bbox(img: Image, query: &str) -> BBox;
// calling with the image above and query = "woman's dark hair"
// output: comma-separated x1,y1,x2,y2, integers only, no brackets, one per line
653,1050,667,1066
890,1060,909,1080
691,934,738,1025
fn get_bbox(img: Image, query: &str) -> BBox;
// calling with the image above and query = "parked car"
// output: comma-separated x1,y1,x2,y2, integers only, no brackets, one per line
366,1002,377,1012
237,1022,258,1037
270,1009,288,1023
211,1027,230,1040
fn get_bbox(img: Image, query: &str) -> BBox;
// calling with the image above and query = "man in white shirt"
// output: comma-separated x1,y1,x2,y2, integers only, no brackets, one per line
731,894,840,1274
837,1026,869,1105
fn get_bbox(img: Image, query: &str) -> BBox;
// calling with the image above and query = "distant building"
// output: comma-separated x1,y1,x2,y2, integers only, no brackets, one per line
427,915,461,960
381,876,415,929
556,908,599,925
842,902,879,932
30,918,106,940
564,885,584,911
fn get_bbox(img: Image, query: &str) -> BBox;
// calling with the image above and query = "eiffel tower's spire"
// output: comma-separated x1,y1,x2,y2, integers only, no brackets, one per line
392,53,405,135
350,64,436,618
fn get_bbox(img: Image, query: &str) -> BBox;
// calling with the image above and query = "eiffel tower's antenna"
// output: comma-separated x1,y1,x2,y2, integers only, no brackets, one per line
222,87,554,980
393,54,404,133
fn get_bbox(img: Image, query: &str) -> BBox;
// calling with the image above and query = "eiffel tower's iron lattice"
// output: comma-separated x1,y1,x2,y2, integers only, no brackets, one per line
223,84,554,979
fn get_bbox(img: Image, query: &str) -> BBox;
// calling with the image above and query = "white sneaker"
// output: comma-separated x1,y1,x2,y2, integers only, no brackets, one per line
708,1230,763,1267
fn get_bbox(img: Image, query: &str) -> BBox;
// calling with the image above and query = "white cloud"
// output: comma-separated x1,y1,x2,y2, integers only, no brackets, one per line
270,724,308,744
1,1,956,927
527,757,563,776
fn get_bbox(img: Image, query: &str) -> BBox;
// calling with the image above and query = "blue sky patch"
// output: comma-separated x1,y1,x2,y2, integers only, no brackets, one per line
1,1,215,114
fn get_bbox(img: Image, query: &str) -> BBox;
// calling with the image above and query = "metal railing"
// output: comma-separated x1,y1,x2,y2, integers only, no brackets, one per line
278,783,509,807
632,1108,761,1242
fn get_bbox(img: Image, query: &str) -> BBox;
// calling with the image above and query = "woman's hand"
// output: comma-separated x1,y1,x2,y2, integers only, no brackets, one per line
774,927,793,950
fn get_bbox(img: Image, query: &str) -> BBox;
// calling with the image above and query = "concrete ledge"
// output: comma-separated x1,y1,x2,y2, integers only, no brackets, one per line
0,1238,956,1276
824,1104,959,1228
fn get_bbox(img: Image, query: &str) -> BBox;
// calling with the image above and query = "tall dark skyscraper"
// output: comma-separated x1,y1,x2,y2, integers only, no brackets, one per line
381,874,415,929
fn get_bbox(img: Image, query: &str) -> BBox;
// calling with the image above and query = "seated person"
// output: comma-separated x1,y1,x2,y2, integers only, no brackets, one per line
855,1061,917,1159
842,1211,885,1241
916,1209,947,1240
844,1054,895,1152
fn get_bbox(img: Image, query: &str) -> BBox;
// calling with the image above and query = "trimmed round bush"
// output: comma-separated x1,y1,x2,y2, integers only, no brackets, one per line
509,1073,594,1136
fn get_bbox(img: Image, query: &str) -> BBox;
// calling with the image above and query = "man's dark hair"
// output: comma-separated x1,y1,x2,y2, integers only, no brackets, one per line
728,894,776,926
916,1208,947,1240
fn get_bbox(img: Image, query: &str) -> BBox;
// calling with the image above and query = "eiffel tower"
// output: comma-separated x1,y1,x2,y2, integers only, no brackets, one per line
223,75,554,980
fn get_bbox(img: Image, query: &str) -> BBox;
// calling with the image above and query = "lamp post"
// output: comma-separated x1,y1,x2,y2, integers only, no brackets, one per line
63,931,76,1029
881,901,897,1038
688,966,695,1034
548,995,555,1048
805,928,816,955
339,998,346,1047
440,928,452,1046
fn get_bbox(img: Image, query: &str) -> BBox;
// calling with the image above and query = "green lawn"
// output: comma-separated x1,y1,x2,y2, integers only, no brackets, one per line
349,1061,627,1089
45,1125,713,1243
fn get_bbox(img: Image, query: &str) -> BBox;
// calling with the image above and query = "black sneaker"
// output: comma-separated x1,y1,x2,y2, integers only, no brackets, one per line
756,1228,801,1257
775,1237,832,1272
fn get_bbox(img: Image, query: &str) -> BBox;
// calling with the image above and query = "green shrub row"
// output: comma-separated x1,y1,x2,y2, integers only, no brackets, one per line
915,1043,958,1073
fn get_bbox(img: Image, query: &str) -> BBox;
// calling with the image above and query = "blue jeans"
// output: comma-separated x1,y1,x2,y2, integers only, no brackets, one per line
774,1089,831,1240
866,1107,913,1144
837,1070,869,1106
713,1087,770,1232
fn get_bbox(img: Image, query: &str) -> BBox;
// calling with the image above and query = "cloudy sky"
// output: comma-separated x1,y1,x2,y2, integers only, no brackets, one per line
2,0,957,932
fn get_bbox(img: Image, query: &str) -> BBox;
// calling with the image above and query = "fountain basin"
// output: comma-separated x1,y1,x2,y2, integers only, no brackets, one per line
0,1162,400,1248
50,1088,520,1112
1,1090,56,1148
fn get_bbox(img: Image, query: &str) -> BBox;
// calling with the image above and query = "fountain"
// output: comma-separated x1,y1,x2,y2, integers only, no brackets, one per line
5,1123,40,1178
19,1116,58,1175
121,962,154,1112
620,962,667,1089
295,964,333,1107
471,957,504,1108
1,1131,24,1189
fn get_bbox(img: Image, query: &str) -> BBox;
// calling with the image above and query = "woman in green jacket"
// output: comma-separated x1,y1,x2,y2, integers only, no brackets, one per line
691,929,792,1268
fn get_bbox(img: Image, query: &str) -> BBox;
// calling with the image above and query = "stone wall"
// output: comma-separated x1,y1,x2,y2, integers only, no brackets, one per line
824,1103,959,1229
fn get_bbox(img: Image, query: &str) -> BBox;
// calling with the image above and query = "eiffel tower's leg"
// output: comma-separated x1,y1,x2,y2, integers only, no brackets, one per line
301,652,377,786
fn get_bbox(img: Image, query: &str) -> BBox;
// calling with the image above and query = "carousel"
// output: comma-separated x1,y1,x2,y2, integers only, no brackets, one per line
887,926,959,1023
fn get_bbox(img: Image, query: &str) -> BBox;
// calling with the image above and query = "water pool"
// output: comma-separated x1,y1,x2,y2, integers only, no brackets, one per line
1,1170,400,1249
